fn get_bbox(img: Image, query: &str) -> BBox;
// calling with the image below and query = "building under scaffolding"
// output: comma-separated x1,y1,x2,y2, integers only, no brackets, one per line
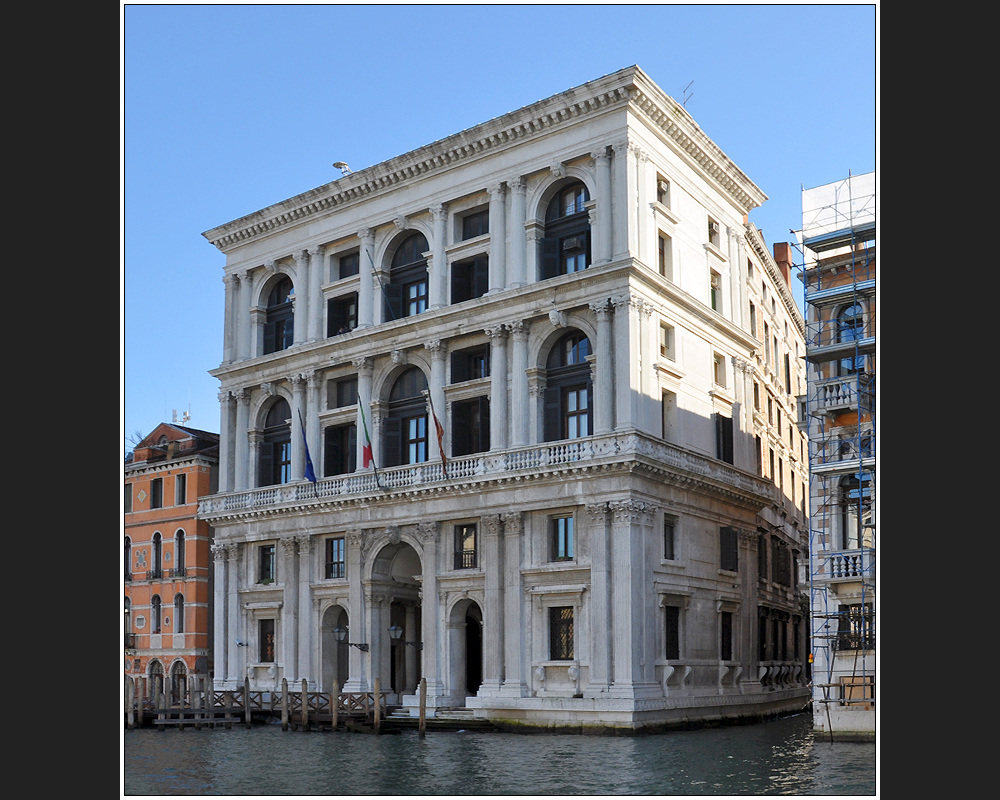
796,172,875,741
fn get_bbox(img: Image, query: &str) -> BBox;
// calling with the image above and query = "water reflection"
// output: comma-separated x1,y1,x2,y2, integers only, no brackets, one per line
123,713,875,796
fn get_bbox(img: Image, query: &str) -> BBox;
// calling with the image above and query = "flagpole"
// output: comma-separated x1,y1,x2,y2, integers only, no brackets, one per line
423,389,448,479
297,410,317,483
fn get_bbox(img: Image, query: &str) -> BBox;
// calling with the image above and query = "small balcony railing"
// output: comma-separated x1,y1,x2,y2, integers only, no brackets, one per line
827,548,874,580
454,549,477,570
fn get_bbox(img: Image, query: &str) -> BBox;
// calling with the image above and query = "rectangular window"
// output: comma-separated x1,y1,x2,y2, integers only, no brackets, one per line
325,537,346,579
453,524,478,570
656,176,671,207
657,232,673,280
663,517,676,560
451,345,490,383
836,603,875,652
451,256,489,303
720,526,739,572
175,473,187,506
659,322,675,360
452,396,489,456
328,293,358,336
720,610,733,661
749,302,757,339
150,478,163,509
564,386,590,439
551,516,574,561
708,218,721,248
124,483,133,514
259,618,275,663
461,209,489,240
549,606,574,660
324,423,357,477
405,279,428,317
715,413,734,464
337,251,360,280
404,415,428,464
664,605,680,660
259,544,276,584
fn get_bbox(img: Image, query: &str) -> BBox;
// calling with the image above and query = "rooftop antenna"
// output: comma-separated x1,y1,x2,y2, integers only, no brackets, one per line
333,161,352,176
682,81,694,107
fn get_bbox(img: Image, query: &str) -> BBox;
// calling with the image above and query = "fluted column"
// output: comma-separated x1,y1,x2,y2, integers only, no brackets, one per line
487,326,508,450
590,301,614,434
611,293,639,431
354,357,374,471
226,544,242,685
212,543,228,687
632,145,650,266
293,251,309,346
358,228,375,328
508,178,526,287
612,141,632,260
592,148,613,265
499,512,526,696
584,503,611,696
280,537,299,679
295,535,313,682
234,388,250,491
238,270,253,361
218,391,234,492
488,183,507,293
508,321,529,447
306,371,322,477
291,374,306,481
342,529,369,692
480,515,504,695
430,204,448,309
309,246,325,341
425,340,447,461
418,522,444,700
223,275,236,363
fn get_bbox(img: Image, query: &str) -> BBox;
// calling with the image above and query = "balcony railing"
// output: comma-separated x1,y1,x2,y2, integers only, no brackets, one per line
826,548,874,580
200,432,776,519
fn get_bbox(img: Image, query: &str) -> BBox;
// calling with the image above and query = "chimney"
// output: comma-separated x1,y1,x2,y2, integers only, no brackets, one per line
772,243,793,287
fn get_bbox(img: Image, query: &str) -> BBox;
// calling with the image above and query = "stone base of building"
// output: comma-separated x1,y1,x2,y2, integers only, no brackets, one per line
461,687,810,733
811,706,876,742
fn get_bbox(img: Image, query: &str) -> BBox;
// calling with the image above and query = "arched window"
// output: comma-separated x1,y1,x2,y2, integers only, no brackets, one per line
152,532,162,579
259,398,292,486
541,181,591,280
263,276,295,354
173,594,185,634
837,303,866,375
543,330,593,442
151,595,162,633
385,233,429,320
174,531,186,578
384,367,429,467
124,537,132,581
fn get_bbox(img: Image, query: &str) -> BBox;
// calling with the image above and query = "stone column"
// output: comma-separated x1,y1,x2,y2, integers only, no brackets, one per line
488,183,507,293
479,515,504,695
306,371,322,478
358,228,375,328
291,374,306,482
297,535,313,685
430,204,448,309
218,391,234,493
354,357,374,471
234,388,250,491
584,503,611,696
418,522,444,700
612,141,632,261
223,274,236,363
611,293,639,432
592,148,613,265
631,145,650,266
508,321,529,448
731,356,753,471
590,300,614,434
238,270,253,361
425,340,447,462
608,500,658,698
487,326,508,451
212,543,228,687
309,246,325,341
293,250,309,346
226,544,242,686
342,529,369,692
508,178,526,288
499,512,526,697
281,537,299,679
404,604,418,693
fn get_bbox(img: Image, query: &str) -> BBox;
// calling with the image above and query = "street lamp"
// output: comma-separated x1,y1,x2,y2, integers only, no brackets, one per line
389,624,423,650
334,626,369,652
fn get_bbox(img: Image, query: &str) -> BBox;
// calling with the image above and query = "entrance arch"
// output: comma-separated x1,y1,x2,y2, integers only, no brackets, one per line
369,540,423,703
448,598,483,703
320,604,350,693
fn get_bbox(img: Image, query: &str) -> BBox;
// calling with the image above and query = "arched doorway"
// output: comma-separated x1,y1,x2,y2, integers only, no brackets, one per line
370,541,422,703
321,604,350,694
169,660,188,706
448,598,483,703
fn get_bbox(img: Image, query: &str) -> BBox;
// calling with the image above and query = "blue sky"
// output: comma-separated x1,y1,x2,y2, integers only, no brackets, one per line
121,3,878,450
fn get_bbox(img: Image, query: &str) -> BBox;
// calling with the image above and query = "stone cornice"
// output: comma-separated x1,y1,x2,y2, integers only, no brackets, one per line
745,223,804,334
203,66,765,254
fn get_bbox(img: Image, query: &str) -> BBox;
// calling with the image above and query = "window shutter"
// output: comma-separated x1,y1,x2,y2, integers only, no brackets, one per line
451,403,470,457
479,395,491,452
258,443,274,487
543,384,562,442
263,322,276,355
473,256,489,297
383,417,401,467
451,351,469,384
451,261,470,304
383,283,402,321
540,238,560,280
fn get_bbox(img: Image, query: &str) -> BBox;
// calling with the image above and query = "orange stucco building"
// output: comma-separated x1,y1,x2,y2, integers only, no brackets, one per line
124,423,218,701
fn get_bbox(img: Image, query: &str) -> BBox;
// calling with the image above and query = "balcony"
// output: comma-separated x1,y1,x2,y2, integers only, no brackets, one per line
200,432,777,521
819,548,875,582
811,375,874,414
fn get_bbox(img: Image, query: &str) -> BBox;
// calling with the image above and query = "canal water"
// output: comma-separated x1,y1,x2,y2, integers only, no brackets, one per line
122,713,876,795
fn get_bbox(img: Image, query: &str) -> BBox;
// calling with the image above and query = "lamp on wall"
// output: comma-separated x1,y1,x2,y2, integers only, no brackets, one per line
389,624,423,650
334,626,369,652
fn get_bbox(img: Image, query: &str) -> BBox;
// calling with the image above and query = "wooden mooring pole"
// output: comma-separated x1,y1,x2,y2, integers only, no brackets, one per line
243,678,251,728
301,679,309,731
419,677,427,737
126,675,135,730
373,678,380,733
281,678,289,730
331,691,338,731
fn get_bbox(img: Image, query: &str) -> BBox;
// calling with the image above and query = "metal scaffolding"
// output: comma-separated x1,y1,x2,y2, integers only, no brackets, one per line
793,172,876,736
